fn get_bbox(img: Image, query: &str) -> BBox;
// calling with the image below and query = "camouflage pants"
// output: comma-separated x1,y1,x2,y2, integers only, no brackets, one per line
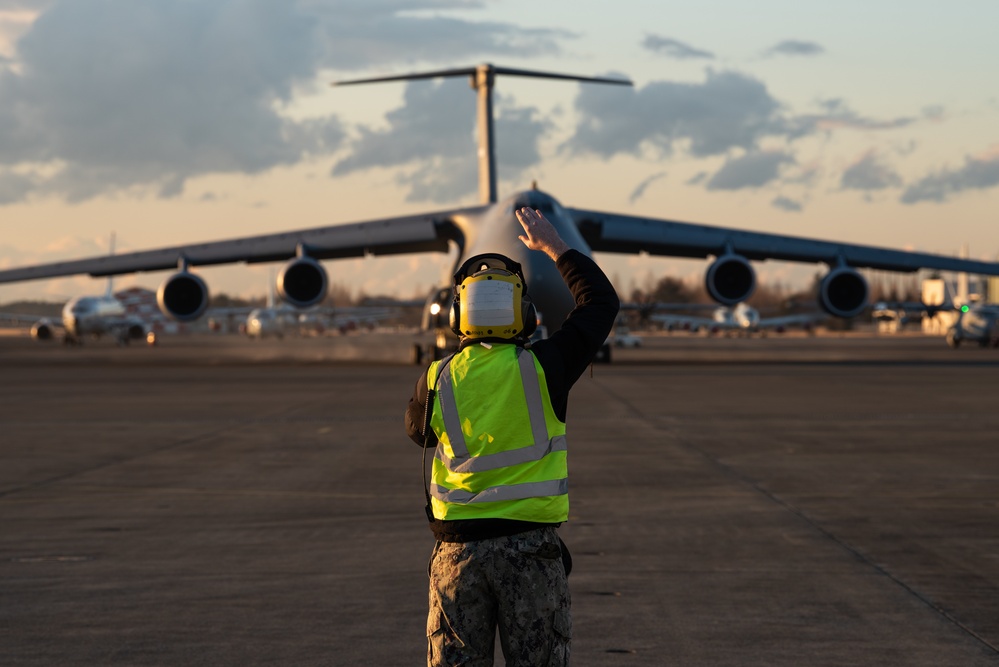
427,527,571,667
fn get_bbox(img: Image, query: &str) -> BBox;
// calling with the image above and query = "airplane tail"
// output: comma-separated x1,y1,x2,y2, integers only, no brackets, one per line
332,64,633,88
333,64,632,205
104,232,117,299
267,268,275,309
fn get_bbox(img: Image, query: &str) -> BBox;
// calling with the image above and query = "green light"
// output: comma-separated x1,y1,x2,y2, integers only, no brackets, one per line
961,305,970,313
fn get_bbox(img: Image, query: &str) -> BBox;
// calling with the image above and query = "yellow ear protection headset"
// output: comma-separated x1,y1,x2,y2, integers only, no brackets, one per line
449,253,537,340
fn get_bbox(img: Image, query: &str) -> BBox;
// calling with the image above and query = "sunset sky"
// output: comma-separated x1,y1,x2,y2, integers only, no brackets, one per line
1,0,997,304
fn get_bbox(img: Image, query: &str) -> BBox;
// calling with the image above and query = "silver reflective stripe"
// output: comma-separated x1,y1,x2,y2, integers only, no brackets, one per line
437,434,566,473
436,348,547,463
436,359,468,458
431,477,568,504
517,348,551,447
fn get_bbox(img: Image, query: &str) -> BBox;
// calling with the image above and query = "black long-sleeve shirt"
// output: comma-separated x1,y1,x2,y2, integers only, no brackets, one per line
404,249,620,541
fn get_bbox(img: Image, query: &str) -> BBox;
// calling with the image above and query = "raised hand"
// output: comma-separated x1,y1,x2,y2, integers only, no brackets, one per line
516,207,570,261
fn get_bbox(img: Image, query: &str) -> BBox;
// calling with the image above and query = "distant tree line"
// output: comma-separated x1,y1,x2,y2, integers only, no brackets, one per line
626,270,921,308
624,275,806,310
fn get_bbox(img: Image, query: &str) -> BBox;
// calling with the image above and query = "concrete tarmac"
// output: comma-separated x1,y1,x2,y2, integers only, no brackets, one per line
1,332,997,666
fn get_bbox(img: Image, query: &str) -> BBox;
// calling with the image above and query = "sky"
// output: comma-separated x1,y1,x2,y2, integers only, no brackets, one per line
1,0,997,304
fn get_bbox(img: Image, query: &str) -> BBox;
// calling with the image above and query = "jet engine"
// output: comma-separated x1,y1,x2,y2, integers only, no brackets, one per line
31,319,54,341
276,256,328,309
157,271,210,322
818,266,868,318
705,254,756,306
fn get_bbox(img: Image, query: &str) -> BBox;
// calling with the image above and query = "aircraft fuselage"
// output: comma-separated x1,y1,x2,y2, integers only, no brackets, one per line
451,189,591,331
61,295,144,342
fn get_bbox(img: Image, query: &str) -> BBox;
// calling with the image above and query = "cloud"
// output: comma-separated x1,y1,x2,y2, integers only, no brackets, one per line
315,3,569,70
642,35,714,59
901,150,999,204
840,152,902,192
564,69,785,159
922,105,945,122
333,78,475,176
563,69,915,173
763,40,824,57
706,150,795,190
628,171,667,203
0,0,567,205
0,0,48,37
0,168,36,203
0,1,52,10
686,171,708,186
771,196,802,212
0,1,344,203
783,98,915,139
333,77,553,203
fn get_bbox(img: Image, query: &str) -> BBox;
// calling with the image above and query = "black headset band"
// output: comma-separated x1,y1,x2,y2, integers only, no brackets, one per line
452,253,527,294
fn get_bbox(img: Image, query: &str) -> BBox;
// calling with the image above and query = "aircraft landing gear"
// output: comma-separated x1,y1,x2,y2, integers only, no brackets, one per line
413,329,455,365
412,342,451,365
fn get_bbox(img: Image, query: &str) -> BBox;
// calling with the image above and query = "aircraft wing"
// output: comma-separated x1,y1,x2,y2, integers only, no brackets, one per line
0,205,488,283
567,208,999,274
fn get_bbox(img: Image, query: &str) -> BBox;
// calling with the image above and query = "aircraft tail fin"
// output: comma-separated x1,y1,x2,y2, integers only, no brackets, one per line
332,64,632,88
267,268,275,309
105,232,117,299
333,63,631,204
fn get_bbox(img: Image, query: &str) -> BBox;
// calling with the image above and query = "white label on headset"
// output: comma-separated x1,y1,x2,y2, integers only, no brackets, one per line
464,280,515,326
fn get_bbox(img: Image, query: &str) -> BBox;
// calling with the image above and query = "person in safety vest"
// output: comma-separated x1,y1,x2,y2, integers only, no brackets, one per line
405,206,620,667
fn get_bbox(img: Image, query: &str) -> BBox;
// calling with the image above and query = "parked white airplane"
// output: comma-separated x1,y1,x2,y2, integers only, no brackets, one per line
2,64,998,362
244,307,296,339
651,302,823,335
242,280,400,339
242,278,299,339
3,285,149,345
244,304,396,338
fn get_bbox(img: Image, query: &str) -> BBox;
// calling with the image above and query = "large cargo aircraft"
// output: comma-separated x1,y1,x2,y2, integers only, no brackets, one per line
2,64,998,361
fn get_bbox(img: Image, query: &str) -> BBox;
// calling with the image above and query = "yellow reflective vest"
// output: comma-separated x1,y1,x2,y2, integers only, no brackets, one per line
427,344,568,523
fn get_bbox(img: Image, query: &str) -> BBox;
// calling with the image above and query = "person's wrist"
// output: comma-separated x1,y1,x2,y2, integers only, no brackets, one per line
548,240,570,260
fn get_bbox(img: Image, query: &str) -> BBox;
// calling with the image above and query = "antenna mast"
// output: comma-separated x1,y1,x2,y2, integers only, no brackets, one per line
333,63,632,204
